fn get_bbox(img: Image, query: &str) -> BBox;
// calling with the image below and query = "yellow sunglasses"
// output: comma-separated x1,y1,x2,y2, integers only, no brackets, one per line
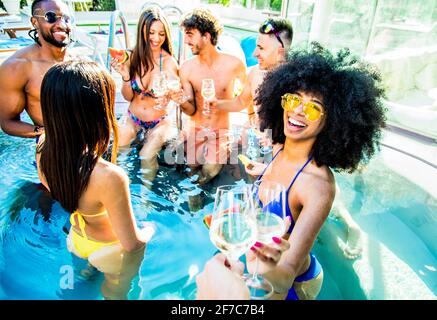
281,93,325,122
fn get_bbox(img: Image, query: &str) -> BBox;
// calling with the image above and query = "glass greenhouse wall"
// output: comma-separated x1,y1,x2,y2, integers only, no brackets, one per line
203,0,437,140
284,0,436,140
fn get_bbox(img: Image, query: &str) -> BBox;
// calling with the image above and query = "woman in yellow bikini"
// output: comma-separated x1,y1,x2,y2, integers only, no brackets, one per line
36,61,154,299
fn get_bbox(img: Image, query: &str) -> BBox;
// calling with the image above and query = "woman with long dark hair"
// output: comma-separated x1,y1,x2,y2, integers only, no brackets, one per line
112,7,179,183
36,61,154,299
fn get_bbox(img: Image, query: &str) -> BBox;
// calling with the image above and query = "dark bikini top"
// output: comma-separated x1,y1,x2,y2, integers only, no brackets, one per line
253,147,313,234
130,50,163,98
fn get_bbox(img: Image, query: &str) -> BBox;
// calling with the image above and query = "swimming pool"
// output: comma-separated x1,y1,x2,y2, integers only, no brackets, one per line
0,115,436,299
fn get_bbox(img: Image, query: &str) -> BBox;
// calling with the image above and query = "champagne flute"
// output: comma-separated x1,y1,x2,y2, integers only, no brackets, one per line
209,185,257,265
167,77,190,104
255,128,273,155
247,113,272,158
200,78,215,155
152,72,168,111
244,180,287,299
167,77,181,92
201,79,215,124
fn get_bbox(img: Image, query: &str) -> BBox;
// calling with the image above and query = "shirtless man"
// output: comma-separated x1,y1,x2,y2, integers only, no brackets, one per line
216,18,293,122
173,9,247,184
0,0,73,139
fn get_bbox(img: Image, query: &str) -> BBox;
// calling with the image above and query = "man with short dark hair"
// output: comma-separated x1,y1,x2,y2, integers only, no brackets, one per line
0,0,74,138
173,8,247,184
217,17,293,123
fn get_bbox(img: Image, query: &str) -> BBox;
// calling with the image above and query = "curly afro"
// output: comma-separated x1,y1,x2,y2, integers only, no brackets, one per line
255,43,386,173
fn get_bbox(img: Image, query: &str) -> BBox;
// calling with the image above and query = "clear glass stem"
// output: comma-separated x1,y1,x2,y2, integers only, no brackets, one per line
252,257,260,282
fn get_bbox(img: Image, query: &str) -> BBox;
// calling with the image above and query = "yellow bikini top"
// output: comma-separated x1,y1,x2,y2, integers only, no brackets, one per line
70,210,108,240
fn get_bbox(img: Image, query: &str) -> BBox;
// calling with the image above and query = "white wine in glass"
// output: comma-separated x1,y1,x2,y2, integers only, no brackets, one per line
209,185,257,264
252,180,287,243
167,77,190,104
152,72,168,110
244,180,287,299
167,78,181,92
201,78,215,117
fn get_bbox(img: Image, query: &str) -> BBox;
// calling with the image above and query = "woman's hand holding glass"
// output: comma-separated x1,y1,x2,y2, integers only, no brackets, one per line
243,180,290,299
244,160,267,177
167,77,191,105
152,72,169,111
246,216,291,275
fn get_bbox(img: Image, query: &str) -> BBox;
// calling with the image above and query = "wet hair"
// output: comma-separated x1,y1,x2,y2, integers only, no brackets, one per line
259,17,293,49
256,43,386,173
129,7,173,84
39,61,118,213
180,8,223,46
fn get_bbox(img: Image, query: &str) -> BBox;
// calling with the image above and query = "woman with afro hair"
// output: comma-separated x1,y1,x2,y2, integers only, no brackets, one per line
243,43,386,300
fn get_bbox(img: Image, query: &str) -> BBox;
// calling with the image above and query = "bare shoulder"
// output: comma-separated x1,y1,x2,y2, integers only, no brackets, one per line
220,52,245,69
180,56,197,69
163,53,179,71
0,45,36,75
179,56,197,75
162,51,178,65
272,143,283,155
248,65,262,78
247,66,260,85
91,159,129,191
305,165,336,204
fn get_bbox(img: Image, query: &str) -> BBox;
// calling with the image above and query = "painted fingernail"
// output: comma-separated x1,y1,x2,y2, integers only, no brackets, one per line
254,242,263,248
250,246,256,251
272,237,281,244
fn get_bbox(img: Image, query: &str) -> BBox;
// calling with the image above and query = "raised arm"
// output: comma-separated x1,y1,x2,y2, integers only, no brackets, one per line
110,55,135,102
262,177,335,295
0,59,40,138
100,166,149,252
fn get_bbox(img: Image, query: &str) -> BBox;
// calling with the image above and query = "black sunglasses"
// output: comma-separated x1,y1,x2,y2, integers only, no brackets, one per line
33,11,74,24
260,21,284,48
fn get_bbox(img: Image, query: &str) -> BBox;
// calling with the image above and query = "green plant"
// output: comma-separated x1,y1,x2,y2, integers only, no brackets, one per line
207,0,231,7
91,0,115,11
270,0,281,11
0,0,28,11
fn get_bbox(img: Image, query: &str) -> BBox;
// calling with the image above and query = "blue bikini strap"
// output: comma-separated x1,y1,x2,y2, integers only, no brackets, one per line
253,147,283,207
159,49,163,72
286,155,313,193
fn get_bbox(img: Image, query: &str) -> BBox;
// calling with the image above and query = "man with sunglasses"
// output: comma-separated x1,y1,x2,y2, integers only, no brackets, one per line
215,18,293,125
0,0,74,139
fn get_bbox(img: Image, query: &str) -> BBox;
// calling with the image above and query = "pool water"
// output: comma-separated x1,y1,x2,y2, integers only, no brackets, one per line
1,123,436,299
